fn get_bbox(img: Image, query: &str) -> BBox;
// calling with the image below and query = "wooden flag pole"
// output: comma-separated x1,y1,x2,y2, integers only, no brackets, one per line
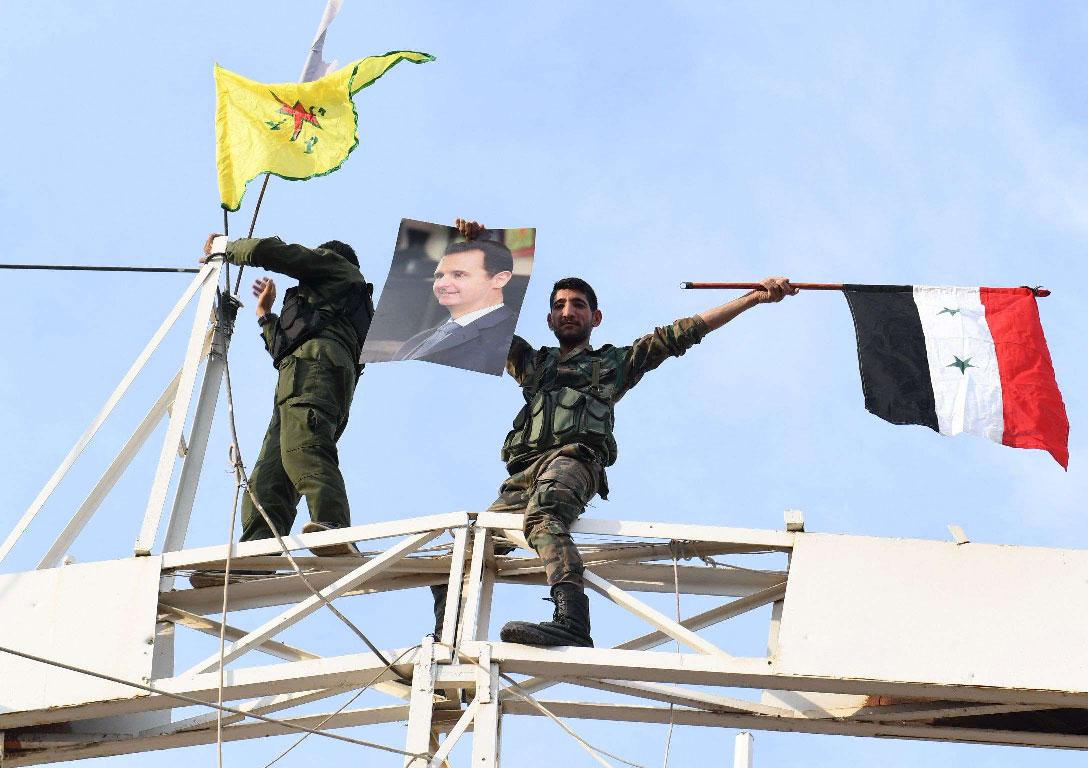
682,281,843,291
680,282,1051,297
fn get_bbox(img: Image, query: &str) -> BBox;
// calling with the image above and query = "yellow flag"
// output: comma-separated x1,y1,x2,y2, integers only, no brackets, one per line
215,50,434,211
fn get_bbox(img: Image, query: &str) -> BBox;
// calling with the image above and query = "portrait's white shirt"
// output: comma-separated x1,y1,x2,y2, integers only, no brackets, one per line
452,302,504,327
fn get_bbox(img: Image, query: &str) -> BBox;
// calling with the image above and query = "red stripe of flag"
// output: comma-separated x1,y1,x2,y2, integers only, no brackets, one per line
980,287,1069,469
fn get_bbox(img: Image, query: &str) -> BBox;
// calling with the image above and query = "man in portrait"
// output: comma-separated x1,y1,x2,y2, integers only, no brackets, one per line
392,227,518,374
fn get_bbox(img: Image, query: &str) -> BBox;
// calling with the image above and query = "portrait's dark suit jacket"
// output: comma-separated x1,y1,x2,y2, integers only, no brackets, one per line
393,304,518,375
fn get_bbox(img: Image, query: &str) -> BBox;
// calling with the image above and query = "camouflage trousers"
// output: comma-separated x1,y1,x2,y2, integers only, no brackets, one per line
487,444,604,588
241,340,358,541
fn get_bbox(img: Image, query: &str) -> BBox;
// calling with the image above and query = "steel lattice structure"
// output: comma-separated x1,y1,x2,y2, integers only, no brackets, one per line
3,264,1087,767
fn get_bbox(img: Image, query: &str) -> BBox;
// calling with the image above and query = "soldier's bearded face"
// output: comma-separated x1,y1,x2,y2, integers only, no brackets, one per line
548,289,600,345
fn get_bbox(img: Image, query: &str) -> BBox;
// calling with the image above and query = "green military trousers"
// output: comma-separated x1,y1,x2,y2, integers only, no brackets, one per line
487,444,603,588
240,339,358,541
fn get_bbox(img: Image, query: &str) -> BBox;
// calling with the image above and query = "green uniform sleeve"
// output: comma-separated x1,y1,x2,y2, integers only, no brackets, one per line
226,237,361,296
618,315,709,398
259,313,280,356
506,334,535,383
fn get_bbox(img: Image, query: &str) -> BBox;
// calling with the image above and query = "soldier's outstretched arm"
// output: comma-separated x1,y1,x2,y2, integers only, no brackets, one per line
697,276,796,333
201,233,358,291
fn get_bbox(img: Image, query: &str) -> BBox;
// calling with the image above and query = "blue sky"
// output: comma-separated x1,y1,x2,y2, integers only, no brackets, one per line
1,1,1086,765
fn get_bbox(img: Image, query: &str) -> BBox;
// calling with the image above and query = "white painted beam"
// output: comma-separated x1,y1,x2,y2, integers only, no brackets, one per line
158,606,320,662
515,584,787,696
734,731,753,768
136,267,222,555
440,528,469,648
563,678,794,718
0,264,217,568
37,369,184,569
161,571,443,615
160,511,468,569
475,512,794,550
457,528,491,647
403,638,436,768
470,654,500,768
427,698,480,768
501,701,1088,750
584,568,735,658
182,530,439,675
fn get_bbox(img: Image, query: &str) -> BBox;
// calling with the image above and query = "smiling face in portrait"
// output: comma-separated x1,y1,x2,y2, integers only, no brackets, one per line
432,249,511,319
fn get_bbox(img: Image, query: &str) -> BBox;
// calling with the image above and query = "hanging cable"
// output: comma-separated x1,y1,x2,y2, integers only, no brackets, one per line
215,441,244,768
0,264,199,273
437,642,648,768
661,541,683,768
259,643,422,768
220,348,398,671
0,644,425,760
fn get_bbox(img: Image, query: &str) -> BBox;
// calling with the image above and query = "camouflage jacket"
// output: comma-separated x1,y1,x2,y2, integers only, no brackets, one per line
500,316,709,471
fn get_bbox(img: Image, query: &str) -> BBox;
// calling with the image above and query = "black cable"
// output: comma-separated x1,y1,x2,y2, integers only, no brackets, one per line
0,264,200,274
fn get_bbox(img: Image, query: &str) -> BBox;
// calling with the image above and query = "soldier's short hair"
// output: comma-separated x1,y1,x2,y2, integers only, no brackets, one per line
318,240,359,268
444,238,513,277
550,277,598,312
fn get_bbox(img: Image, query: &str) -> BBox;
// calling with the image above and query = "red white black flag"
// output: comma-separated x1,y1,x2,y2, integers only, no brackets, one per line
844,285,1069,468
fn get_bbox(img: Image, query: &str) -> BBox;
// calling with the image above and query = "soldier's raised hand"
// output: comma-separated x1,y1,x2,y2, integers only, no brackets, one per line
253,277,277,317
455,218,486,239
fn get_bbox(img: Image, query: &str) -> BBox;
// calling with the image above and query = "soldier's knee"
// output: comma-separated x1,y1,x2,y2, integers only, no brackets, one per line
535,479,584,512
525,521,568,550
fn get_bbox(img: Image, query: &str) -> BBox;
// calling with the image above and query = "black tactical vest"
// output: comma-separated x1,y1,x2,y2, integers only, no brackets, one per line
501,347,619,468
266,281,374,367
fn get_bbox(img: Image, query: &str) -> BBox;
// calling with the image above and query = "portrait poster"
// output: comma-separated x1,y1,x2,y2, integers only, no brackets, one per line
361,219,535,376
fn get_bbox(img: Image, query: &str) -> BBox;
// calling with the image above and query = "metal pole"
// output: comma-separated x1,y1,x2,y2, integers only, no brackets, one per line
733,731,753,768
159,291,242,566
681,281,1051,297
136,261,224,555
683,281,844,291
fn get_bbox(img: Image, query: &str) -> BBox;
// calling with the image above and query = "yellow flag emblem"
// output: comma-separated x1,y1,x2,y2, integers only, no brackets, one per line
215,50,434,211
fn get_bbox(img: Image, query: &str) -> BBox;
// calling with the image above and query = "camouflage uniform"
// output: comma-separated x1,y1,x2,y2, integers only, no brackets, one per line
224,237,364,541
494,316,709,586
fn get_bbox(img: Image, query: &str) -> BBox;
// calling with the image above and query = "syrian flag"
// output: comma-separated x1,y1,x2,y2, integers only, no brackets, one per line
844,285,1069,468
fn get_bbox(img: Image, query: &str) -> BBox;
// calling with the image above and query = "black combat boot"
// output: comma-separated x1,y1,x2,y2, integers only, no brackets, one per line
499,583,593,647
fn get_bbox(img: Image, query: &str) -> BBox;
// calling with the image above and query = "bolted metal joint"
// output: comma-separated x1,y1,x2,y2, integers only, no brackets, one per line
210,291,243,359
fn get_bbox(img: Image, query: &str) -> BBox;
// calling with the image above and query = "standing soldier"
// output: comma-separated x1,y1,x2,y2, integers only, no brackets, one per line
435,219,796,647
195,234,373,585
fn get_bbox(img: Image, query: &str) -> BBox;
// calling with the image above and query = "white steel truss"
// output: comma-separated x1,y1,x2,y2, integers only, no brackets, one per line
3,271,1088,766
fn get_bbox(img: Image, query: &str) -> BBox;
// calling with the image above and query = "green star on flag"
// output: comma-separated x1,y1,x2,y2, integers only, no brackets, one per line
947,355,974,374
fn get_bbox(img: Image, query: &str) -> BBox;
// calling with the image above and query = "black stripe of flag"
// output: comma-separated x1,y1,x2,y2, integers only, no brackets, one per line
843,285,938,431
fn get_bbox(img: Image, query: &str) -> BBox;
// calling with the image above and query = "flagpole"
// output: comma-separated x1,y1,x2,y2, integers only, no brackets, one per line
232,174,271,294
682,282,844,291
681,282,1051,297
227,0,342,295
222,199,231,290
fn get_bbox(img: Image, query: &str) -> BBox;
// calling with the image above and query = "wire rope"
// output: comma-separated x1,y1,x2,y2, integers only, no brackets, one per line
0,644,424,759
